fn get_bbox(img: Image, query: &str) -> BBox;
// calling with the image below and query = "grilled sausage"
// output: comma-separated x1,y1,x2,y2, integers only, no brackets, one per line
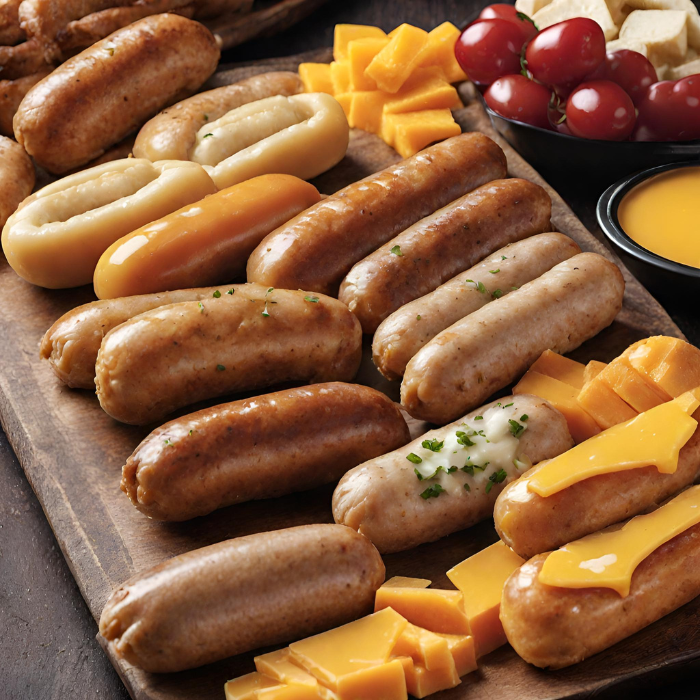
373,232,581,380
0,0,23,46
501,520,700,669
14,14,220,173
99,524,385,673
0,69,50,136
95,284,363,424
122,383,410,520
247,132,508,296
495,426,700,560
133,71,304,162
401,253,625,424
0,136,33,229
40,285,243,389
339,178,552,334
0,37,49,80
333,395,573,554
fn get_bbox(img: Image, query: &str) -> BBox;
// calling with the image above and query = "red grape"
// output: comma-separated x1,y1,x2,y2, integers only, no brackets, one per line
565,80,636,140
588,49,657,106
484,74,552,129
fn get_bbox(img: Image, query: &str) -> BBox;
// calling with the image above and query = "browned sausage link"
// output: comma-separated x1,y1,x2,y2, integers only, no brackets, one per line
122,382,411,521
14,14,220,173
0,68,50,136
40,286,241,389
501,521,700,669
401,253,625,425
0,0,24,46
495,426,700,560
246,133,508,296
339,178,552,334
0,38,50,80
99,524,386,673
0,136,34,229
55,0,197,56
133,71,304,162
95,285,363,425
372,232,581,381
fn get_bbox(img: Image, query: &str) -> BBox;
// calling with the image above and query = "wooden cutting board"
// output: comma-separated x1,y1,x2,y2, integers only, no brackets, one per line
1,50,697,700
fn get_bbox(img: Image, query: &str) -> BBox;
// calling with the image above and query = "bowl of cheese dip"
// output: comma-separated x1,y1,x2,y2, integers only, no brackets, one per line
598,162,700,306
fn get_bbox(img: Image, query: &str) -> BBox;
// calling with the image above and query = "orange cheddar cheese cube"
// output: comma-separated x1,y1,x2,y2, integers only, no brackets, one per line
583,360,607,384
436,633,477,676
383,66,462,115
577,378,638,430
333,24,387,61
392,623,453,670
417,22,468,83
298,63,334,95
447,542,525,657
255,649,319,687
348,37,390,91
289,608,407,691
334,658,407,700
626,336,700,399
330,61,351,95
349,90,390,133
333,92,353,120
513,371,600,443
401,656,460,698
258,684,330,700
383,576,431,588
366,24,429,93
597,360,669,412
380,109,461,158
528,349,586,390
374,585,471,635
224,672,280,700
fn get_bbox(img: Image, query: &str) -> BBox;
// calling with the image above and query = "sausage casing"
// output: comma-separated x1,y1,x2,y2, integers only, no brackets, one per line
122,382,411,520
14,14,220,173
247,132,508,296
373,232,581,380
0,135,34,229
338,178,552,334
333,395,573,554
495,426,700,559
99,524,385,673
133,72,304,162
401,253,625,424
95,284,363,424
501,521,700,669
40,285,245,389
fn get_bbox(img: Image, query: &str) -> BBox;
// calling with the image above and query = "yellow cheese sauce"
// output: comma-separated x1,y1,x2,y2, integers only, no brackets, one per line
618,167,700,269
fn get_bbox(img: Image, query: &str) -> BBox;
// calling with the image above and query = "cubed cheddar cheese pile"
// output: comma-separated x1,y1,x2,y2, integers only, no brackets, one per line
225,543,524,700
514,337,700,443
298,22,467,158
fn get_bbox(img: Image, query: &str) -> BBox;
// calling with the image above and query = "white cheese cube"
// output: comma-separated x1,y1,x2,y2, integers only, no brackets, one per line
667,56,700,77
533,0,619,40
514,0,554,16
606,38,650,57
623,0,700,50
620,10,688,65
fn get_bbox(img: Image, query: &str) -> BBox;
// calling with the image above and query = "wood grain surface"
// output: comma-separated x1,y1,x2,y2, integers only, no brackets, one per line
0,51,697,700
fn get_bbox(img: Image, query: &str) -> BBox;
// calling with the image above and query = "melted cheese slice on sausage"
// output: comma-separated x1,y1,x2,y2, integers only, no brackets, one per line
539,485,700,596
527,389,700,498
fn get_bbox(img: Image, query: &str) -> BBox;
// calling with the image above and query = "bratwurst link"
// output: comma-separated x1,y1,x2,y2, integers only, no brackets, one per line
333,395,573,554
95,285,362,425
495,426,700,559
14,14,220,173
246,132,508,295
401,253,625,424
338,177,552,334
122,383,411,521
501,521,700,669
99,524,385,673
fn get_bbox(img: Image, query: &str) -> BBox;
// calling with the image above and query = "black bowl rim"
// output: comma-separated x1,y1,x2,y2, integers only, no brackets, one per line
481,99,700,150
597,161,700,280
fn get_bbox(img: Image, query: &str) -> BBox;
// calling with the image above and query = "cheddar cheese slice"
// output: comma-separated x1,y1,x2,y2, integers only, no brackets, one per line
255,649,319,687
401,656,460,698
348,37,390,91
392,623,453,670
366,24,429,93
330,62,351,95
383,576,431,588
596,360,669,413
382,66,462,115
528,390,700,497
528,349,587,390
577,378,638,429
380,109,461,158
333,24,387,62
583,360,607,384
334,659,407,700
446,542,525,657
298,63,334,95
539,485,700,596
348,90,390,133
374,585,471,635
224,672,280,700
258,684,331,700
417,22,467,83
437,633,477,677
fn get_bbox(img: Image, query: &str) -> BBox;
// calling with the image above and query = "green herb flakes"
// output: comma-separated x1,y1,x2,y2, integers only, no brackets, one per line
304,295,320,303
421,438,444,452
416,314,421,320
465,279,487,294
406,452,422,464
198,302,204,313
509,419,525,438
521,414,529,421
489,269,500,274
391,245,403,256
492,289,503,299
203,133,214,139
464,482,471,492
420,484,445,500
213,290,221,298
216,364,225,371
227,288,234,295
474,415,483,420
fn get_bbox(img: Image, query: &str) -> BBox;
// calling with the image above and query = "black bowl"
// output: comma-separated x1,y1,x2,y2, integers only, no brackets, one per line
481,98,700,190
597,161,700,307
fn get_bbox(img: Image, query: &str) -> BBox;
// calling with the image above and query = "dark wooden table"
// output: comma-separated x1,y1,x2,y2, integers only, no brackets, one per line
1,2,699,698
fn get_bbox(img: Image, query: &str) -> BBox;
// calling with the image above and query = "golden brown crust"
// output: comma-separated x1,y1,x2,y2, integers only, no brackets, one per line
14,14,220,173
501,521,700,669
0,135,34,228
0,67,50,136
0,37,51,80
0,0,24,46
99,524,386,672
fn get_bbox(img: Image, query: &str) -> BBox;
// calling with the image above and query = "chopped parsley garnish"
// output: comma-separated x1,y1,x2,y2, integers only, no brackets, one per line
105,46,115,56
501,255,507,260
198,302,204,313
456,430,475,447
262,287,274,317
226,288,234,295
447,466,458,473
509,419,526,437
213,290,221,298
203,114,209,121
511,285,520,290
216,364,225,371
304,295,320,303
420,484,445,500
188,430,194,436
521,414,529,421
415,468,425,481
504,402,514,408
486,468,508,493
474,415,483,420
406,452,422,464
203,133,214,138
390,245,403,256
464,482,471,492
489,269,500,274
421,438,444,452
164,438,173,446
416,314,421,320
462,462,486,476
492,289,503,299
465,279,487,294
